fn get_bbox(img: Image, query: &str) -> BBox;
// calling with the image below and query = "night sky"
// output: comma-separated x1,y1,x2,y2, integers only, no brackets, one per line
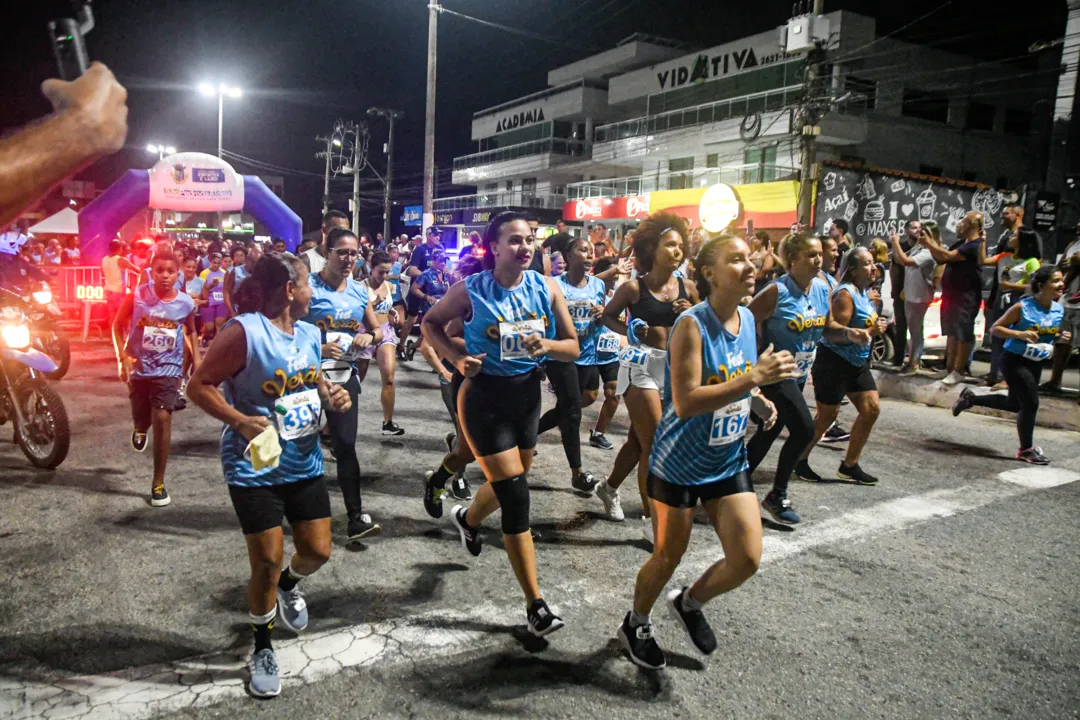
4,0,1066,234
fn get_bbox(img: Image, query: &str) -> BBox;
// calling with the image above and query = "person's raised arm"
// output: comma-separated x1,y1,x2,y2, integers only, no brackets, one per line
0,64,128,227
890,234,917,267
924,240,962,264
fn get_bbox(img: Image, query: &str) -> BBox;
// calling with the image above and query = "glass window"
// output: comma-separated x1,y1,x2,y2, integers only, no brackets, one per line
845,75,877,110
669,157,694,190
706,153,719,168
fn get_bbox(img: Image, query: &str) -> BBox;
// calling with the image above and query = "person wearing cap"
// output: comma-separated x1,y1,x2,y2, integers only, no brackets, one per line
399,227,444,358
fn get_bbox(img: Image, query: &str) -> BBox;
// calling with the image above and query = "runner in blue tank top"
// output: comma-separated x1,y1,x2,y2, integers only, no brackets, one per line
536,237,612,494
802,247,889,486
188,253,351,699
225,244,261,317
112,251,199,508
422,211,580,638
953,267,1070,464
747,233,831,524
617,233,795,671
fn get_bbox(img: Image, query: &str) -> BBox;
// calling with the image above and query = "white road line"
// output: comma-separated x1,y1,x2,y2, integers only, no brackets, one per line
2,464,1077,720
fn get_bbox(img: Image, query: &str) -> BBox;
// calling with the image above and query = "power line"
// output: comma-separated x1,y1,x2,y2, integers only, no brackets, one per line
821,0,953,66
439,6,600,50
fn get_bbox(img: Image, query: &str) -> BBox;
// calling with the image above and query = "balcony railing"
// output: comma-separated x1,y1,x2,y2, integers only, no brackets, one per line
453,138,588,171
594,86,801,144
433,191,567,212
566,164,798,200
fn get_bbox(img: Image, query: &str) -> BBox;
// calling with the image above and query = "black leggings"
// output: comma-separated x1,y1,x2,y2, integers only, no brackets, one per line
325,373,363,520
968,352,1042,449
536,359,583,470
746,378,814,493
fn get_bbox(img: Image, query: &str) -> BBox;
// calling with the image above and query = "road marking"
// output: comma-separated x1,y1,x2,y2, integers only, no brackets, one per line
2,465,1077,719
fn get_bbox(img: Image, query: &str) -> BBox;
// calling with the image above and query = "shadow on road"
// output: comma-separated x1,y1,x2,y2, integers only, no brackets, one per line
0,461,143,499
922,438,1010,460
102,504,240,536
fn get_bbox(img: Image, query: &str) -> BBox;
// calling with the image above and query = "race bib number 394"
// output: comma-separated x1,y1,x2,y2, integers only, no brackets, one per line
275,388,321,441
710,398,750,447
499,319,545,360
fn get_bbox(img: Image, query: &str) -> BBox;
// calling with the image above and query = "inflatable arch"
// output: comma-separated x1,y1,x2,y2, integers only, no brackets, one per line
79,152,301,264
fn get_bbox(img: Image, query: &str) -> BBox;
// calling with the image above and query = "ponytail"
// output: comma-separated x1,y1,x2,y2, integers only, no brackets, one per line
234,252,305,316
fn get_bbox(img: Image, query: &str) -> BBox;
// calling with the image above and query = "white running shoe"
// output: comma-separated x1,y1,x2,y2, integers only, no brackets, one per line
596,482,624,522
641,515,654,546
940,371,965,386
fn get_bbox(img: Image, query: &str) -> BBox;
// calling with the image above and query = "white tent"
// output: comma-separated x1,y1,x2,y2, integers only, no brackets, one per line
29,207,79,235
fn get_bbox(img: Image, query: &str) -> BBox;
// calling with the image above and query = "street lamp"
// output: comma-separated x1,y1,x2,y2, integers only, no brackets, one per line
145,143,177,160
198,82,243,158
367,107,403,246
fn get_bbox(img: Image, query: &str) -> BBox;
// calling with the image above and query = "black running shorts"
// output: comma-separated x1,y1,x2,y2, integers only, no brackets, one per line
460,370,542,457
129,376,180,430
810,344,877,406
228,476,332,536
647,471,754,509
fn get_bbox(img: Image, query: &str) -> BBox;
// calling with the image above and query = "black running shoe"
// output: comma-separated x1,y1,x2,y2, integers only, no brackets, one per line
423,471,447,519
450,473,472,501
1017,446,1050,465
571,470,598,495
450,505,482,557
793,459,823,483
665,587,717,655
837,462,878,485
952,387,975,417
589,431,614,450
381,421,405,436
347,513,381,542
822,423,851,443
150,484,170,507
617,612,666,670
131,429,148,453
527,599,565,638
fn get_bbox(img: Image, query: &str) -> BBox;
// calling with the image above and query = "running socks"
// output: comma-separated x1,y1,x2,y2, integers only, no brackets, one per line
250,607,276,652
278,565,307,593
681,589,704,613
428,462,454,488
629,609,650,628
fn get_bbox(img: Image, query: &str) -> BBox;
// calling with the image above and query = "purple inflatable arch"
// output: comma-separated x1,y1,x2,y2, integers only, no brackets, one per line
79,171,302,265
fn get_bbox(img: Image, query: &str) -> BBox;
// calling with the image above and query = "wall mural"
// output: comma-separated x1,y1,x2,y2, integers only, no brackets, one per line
815,164,1005,246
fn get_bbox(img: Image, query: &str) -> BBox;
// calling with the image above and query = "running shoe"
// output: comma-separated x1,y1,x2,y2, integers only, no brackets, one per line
445,432,456,453
571,470,598,495
347,514,381,542
793,459,823,483
666,587,718,656
526,599,565,638
381,421,405,436
424,471,447,519
617,612,666,670
822,423,850,443
1038,381,1062,394
837,462,879,485
450,473,472,501
589,431,614,450
897,364,919,376
952,387,975,416
248,648,281,698
762,490,801,524
641,515,654,546
450,505,482,557
150,485,170,507
940,371,965,386
596,482,624,521
1017,446,1050,465
275,585,309,633
131,429,148,453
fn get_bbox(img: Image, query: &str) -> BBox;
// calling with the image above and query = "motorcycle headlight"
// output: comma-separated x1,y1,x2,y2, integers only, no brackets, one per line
1,323,31,350
32,290,53,305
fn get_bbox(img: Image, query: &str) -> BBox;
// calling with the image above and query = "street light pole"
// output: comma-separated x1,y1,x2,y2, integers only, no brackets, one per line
422,0,440,233
217,91,224,159
368,108,403,247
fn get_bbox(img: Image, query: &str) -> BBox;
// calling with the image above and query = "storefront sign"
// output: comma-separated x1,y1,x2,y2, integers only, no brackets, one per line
699,184,741,232
495,107,545,133
467,210,494,225
1033,191,1059,233
401,205,422,225
472,85,594,140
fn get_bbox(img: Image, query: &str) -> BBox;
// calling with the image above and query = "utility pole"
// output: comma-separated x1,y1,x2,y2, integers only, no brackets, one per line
368,108,404,246
316,135,334,217
796,0,827,229
422,0,440,233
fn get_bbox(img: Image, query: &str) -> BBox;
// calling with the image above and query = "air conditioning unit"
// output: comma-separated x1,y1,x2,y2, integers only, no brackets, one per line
779,14,830,54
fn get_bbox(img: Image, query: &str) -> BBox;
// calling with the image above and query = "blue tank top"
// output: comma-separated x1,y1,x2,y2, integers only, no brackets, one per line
764,275,831,380
1003,296,1064,361
818,271,838,291
184,275,204,298
205,269,227,307
304,273,370,367
220,313,324,487
820,283,877,366
650,303,759,487
126,285,195,379
464,270,556,376
415,267,451,314
554,273,609,367
232,265,249,287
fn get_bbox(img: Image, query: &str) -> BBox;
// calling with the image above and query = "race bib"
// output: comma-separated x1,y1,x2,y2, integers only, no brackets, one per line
1022,342,1053,362
710,398,751,447
566,301,593,333
618,345,651,369
597,332,622,356
795,350,816,378
211,290,224,303
499,319,545,360
141,325,178,353
326,331,361,362
275,388,321,441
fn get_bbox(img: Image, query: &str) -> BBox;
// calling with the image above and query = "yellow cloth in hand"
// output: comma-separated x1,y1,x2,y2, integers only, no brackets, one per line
245,426,282,471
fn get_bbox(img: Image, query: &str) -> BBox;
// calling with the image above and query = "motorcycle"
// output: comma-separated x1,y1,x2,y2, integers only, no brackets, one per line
23,283,71,380
0,292,71,469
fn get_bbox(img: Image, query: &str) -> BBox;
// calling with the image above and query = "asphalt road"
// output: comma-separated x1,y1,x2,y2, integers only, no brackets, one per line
0,340,1077,720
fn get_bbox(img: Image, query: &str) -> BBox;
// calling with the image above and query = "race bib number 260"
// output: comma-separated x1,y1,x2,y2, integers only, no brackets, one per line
141,325,178,353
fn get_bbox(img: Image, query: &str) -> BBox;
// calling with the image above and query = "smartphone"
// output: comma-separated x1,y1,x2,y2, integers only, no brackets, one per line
746,219,755,237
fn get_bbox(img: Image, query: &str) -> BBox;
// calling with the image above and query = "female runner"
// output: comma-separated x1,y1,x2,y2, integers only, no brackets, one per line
594,213,698,542
303,228,384,542
952,267,1068,464
422,211,579,636
746,233,830,524
617,233,792,670
411,249,453,381
187,253,351,698
357,250,406,436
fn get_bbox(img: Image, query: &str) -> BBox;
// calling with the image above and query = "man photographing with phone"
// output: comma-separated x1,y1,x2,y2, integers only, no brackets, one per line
0,62,129,227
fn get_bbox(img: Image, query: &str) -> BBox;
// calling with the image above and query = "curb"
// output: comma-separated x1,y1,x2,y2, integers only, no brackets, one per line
871,370,1079,433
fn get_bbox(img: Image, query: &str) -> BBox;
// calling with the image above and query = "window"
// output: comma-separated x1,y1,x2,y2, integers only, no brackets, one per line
902,88,949,124
522,177,537,198
919,164,944,177
1004,108,1032,136
668,157,694,190
505,180,514,193
706,153,720,168
744,144,778,182
845,75,876,110
965,102,995,131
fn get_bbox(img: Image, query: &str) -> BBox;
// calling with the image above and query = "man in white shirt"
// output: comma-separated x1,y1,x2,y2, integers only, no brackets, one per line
1042,225,1080,391
302,210,350,274
890,229,939,374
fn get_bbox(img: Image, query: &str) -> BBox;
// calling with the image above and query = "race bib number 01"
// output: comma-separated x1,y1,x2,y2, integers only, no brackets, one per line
710,398,750,447
795,350,816,378
499,319,545,360
275,388,321,441
618,345,650,369
141,325,178,353
1022,342,1053,362
326,331,361,362
597,332,621,355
